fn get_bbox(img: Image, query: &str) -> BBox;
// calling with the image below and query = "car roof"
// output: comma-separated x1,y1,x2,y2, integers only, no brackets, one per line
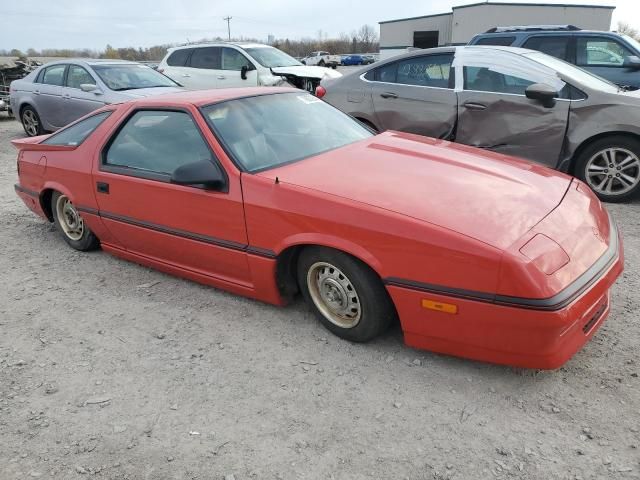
38,58,142,67
169,42,269,52
477,28,626,37
121,87,301,108
376,45,532,64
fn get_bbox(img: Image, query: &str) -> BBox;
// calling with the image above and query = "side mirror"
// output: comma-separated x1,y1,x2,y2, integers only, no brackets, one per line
170,160,226,190
525,83,558,108
80,83,100,93
241,65,248,80
623,55,640,70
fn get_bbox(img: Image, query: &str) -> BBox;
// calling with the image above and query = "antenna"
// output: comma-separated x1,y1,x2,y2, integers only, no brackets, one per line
223,16,232,41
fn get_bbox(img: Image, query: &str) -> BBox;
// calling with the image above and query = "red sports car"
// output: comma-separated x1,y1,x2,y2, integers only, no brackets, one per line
13,87,623,369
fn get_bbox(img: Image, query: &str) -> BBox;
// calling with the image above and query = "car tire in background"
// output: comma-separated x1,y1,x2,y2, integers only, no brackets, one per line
297,246,396,342
20,105,45,137
51,191,100,251
575,136,640,203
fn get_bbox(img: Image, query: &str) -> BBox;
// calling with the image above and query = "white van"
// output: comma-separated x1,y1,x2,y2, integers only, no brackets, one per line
158,42,341,92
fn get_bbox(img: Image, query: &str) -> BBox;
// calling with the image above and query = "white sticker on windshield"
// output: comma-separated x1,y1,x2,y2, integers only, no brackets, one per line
296,95,322,104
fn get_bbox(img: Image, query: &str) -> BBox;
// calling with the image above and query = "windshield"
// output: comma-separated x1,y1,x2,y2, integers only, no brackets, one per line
92,64,178,91
524,52,619,93
202,92,373,172
244,46,302,68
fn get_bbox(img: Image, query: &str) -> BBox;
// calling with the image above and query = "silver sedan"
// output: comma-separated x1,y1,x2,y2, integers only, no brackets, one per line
11,59,182,137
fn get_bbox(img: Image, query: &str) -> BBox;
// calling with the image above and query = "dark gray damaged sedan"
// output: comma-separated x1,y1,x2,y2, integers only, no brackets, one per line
320,46,640,202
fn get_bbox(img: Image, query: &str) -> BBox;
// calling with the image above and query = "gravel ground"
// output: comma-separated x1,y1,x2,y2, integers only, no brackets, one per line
1,116,639,480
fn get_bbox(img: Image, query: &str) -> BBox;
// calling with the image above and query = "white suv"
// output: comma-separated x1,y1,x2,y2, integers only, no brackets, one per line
158,42,341,92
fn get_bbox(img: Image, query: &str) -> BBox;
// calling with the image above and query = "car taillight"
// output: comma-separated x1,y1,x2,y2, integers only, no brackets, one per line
315,85,326,98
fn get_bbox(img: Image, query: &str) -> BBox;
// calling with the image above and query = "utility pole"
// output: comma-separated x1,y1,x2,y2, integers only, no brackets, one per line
223,16,232,41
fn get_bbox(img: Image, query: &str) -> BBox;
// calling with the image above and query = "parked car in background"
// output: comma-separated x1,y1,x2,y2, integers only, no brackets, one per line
361,55,376,65
10,59,182,137
159,43,341,93
469,25,640,90
301,51,341,68
341,55,367,66
13,87,622,369
319,45,640,202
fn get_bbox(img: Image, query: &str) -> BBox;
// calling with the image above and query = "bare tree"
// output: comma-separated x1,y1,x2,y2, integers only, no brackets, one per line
618,22,639,41
356,24,378,52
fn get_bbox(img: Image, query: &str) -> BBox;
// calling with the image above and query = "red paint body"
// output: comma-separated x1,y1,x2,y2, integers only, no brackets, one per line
13,88,624,369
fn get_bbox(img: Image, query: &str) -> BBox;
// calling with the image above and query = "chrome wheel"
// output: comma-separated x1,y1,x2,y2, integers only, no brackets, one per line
306,262,362,329
55,195,84,241
585,147,640,196
22,109,39,137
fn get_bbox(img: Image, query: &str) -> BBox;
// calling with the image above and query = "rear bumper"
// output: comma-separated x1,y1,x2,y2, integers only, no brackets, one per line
15,184,47,219
387,221,624,370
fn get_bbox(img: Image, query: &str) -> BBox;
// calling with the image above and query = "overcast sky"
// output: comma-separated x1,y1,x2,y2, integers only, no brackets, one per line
2,0,639,51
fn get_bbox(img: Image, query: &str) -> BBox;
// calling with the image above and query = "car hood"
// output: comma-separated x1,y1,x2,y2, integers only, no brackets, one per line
270,66,342,80
259,131,572,250
114,86,183,98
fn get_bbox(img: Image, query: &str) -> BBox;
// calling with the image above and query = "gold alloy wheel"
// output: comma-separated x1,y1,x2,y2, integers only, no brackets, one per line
55,195,84,241
306,261,362,328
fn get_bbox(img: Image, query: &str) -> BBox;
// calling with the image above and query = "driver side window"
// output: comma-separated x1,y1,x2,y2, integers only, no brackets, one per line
104,110,213,178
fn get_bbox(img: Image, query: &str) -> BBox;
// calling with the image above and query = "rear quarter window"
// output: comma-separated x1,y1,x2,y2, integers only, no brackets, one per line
42,111,111,146
474,36,516,46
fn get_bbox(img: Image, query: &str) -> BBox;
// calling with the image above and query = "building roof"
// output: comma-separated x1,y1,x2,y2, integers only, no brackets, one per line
379,1,615,25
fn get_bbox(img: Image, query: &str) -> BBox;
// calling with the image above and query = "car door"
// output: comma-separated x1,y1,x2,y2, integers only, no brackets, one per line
61,64,106,126
35,64,68,129
454,49,570,166
184,47,222,90
575,35,638,88
368,53,457,138
216,47,258,87
92,107,252,285
160,48,194,86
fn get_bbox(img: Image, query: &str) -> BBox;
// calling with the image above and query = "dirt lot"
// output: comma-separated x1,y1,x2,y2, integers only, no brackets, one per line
1,116,639,480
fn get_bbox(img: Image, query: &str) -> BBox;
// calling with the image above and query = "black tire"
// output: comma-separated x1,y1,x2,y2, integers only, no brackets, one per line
575,135,640,203
331,64,337,69
20,105,45,137
51,191,100,251
318,60,325,67
297,246,396,342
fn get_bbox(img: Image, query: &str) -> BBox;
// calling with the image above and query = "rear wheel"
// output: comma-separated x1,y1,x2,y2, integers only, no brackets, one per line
318,60,325,67
51,191,100,251
21,106,44,137
575,136,640,202
297,247,395,342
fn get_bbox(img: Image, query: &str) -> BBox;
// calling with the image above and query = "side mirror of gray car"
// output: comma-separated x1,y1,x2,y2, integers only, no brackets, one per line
525,83,558,108
80,83,102,94
623,55,640,70
170,160,226,190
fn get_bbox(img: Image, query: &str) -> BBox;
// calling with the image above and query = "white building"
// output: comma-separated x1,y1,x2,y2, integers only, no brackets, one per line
379,1,615,58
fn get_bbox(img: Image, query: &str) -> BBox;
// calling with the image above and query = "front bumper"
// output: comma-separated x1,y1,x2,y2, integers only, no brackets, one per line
387,221,624,370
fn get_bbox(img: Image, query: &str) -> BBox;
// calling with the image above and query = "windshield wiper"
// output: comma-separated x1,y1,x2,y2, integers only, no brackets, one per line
111,85,172,91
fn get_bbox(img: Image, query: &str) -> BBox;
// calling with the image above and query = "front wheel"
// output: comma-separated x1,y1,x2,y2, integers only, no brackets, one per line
21,106,44,137
318,60,325,67
51,191,100,251
575,136,640,202
297,247,396,342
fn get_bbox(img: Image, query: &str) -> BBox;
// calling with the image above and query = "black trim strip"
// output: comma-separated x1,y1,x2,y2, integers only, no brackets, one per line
76,206,99,216
246,246,277,259
14,184,39,198
385,214,619,312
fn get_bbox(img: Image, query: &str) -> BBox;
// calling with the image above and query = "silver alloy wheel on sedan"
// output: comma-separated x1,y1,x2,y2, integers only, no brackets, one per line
22,109,40,137
585,148,640,196
55,195,85,241
306,261,362,329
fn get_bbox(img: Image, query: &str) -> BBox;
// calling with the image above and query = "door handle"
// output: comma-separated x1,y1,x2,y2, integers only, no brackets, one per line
463,102,487,111
63,94,71,99
96,182,109,194
217,75,226,80
380,92,398,99
33,89,40,95
182,73,191,77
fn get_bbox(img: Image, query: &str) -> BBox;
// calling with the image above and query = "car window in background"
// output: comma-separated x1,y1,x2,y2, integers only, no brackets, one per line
396,54,453,88
524,51,619,93
41,65,66,86
105,110,211,175
43,112,111,146
92,64,178,91
244,47,301,67
202,92,372,172
373,62,398,83
474,36,516,46
66,65,95,89
523,36,571,61
577,37,633,67
190,47,221,69
166,48,192,66
221,48,251,70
